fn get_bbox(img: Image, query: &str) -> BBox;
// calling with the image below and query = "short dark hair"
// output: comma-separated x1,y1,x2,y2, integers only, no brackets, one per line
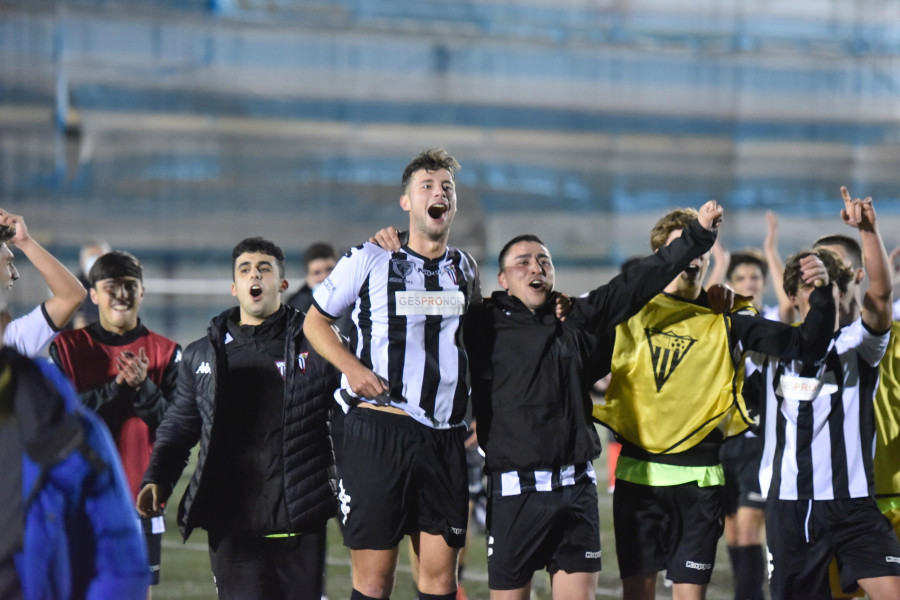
89,251,143,286
783,247,853,297
401,148,461,192
727,250,768,282
813,234,863,270
303,242,336,269
498,234,545,271
0,225,14,243
649,208,698,251
231,237,285,279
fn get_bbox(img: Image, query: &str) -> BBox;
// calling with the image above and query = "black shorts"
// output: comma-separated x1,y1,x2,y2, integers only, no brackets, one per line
613,479,723,584
339,408,469,549
766,497,900,600
466,445,485,500
487,482,601,590
720,434,765,515
141,516,163,585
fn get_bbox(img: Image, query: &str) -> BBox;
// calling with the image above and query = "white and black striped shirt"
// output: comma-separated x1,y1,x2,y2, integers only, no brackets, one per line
313,242,480,429
756,318,889,500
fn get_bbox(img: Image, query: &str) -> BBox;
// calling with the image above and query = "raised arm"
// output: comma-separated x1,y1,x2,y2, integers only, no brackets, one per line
889,246,900,289
575,200,721,332
0,209,86,329
763,210,795,323
707,239,730,286
733,255,836,363
841,186,893,332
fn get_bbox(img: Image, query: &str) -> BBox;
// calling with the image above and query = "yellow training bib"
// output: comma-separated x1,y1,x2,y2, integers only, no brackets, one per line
593,293,752,454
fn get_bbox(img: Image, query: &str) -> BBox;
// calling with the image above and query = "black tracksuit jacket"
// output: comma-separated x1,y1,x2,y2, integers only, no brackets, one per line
142,305,339,540
465,219,717,475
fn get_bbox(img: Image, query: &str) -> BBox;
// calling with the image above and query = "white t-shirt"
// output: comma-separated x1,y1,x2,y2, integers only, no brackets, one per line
3,304,58,357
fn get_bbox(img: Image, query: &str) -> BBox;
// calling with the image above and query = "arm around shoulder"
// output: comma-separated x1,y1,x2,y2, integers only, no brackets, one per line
731,283,835,364
798,284,838,362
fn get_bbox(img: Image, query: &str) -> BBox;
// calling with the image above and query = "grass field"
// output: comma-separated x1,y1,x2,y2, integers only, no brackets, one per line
152,441,751,599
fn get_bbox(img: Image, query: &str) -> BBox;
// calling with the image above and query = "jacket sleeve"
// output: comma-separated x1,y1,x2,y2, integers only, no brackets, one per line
462,303,493,451
131,344,182,433
49,342,183,434
78,409,151,600
730,284,836,363
573,219,717,333
48,341,133,416
141,343,203,491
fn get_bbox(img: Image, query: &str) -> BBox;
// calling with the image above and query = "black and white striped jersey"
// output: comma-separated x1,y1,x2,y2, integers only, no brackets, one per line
755,318,889,500
312,242,480,429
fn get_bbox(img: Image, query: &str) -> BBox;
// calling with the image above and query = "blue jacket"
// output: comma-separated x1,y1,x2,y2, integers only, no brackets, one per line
11,351,149,600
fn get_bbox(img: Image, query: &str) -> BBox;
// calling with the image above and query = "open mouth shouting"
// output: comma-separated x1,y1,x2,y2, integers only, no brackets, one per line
528,278,547,291
249,284,263,298
427,202,450,221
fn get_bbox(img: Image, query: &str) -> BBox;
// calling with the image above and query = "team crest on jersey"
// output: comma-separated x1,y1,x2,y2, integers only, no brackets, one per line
644,327,696,392
275,353,309,379
391,259,416,282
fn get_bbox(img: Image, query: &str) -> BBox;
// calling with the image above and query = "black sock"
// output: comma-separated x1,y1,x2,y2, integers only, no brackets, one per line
350,590,388,600
728,544,765,600
417,592,456,600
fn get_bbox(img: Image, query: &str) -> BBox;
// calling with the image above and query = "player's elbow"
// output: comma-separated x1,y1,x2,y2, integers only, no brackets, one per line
64,284,88,305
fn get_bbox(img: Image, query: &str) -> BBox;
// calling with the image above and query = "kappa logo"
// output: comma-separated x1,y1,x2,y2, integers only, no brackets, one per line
645,327,696,392
195,361,211,375
338,479,352,525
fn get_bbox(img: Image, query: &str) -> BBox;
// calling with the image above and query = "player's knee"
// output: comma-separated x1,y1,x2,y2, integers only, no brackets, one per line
352,564,396,598
416,561,458,594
